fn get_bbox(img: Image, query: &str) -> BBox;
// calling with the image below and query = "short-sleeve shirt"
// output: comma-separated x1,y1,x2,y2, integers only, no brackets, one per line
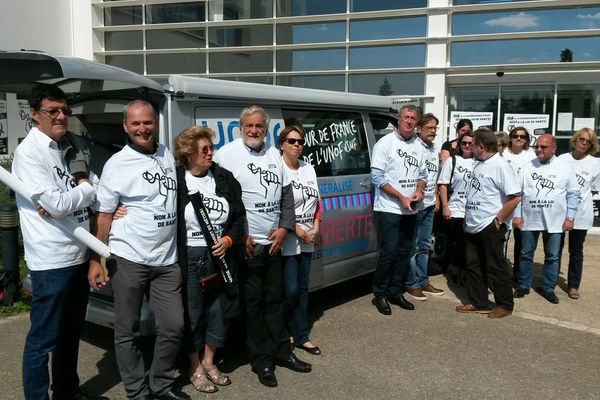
465,153,520,234
558,153,600,230
371,131,426,215
96,144,178,266
418,138,439,210
437,155,474,219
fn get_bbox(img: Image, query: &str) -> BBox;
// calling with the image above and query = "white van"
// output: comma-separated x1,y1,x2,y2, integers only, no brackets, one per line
1,51,406,334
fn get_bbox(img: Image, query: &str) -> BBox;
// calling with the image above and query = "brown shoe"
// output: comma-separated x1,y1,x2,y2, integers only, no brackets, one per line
406,287,427,301
488,306,512,319
455,304,490,314
421,282,444,296
568,288,580,299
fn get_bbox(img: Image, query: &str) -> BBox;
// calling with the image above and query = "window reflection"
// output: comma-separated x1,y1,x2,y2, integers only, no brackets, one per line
350,17,426,40
104,6,142,26
209,25,273,47
105,55,143,74
349,72,425,95
210,51,273,73
453,7,600,35
277,75,345,91
351,0,426,12
146,2,205,24
214,76,274,84
451,36,600,65
276,22,345,44
557,84,600,136
105,31,142,51
454,0,538,4
147,53,206,74
147,29,206,49
277,49,345,71
350,45,425,69
212,0,273,20
277,0,345,17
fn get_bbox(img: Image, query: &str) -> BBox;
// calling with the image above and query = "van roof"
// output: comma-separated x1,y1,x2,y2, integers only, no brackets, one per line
168,75,394,111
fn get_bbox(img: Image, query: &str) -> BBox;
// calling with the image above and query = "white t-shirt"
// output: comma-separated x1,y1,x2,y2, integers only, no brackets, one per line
214,139,287,245
371,131,426,215
96,144,178,266
437,156,474,219
418,138,439,210
465,153,520,234
184,170,230,247
281,160,320,256
519,156,580,233
502,148,536,177
558,153,600,230
13,127,97,270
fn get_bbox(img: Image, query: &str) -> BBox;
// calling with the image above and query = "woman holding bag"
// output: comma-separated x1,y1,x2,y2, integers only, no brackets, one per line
175,126,246,394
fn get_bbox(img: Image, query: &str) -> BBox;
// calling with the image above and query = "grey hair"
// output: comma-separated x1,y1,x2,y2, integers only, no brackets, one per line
123,100,157,122
239,105,270,127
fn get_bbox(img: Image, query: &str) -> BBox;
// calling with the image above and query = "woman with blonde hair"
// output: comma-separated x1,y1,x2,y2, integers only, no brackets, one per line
557,127,600,299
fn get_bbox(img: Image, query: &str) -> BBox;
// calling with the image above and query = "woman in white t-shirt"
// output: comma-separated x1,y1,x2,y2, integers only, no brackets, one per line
558,128,600,300
502,127,536,280
279,126,322,356
438,130,474,283
175,127,246,393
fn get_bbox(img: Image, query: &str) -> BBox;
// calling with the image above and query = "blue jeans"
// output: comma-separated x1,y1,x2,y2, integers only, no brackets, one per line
407,205,435,289
559,229,588,289
518,230,562,292
282,252,312,346
22,263,89,400
186,246,229,351
372,211,417,298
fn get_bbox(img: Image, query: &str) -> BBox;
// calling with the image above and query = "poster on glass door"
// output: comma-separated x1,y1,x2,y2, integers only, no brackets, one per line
448,111,493,140
502,113,550,136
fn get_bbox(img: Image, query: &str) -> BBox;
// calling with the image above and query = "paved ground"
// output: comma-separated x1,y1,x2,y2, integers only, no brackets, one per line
1,234,600,399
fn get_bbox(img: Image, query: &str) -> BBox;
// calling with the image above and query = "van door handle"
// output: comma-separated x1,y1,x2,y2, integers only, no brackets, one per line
359,178,371,188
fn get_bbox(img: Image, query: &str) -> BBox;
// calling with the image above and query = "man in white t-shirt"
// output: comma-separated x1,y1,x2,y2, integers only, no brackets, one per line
214,106,311,388
88,100,186,400
457,128,521,319
370,105,426,315
512,134,580,304
15,84,97,400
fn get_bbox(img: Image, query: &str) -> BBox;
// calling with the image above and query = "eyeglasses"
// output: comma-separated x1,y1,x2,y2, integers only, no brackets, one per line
422,125,438,131
511,135,527,140
533,144,551,149
38,107,72,118
577,137,592,144
460,141,473,146
284,138,305,146
198,145,214,155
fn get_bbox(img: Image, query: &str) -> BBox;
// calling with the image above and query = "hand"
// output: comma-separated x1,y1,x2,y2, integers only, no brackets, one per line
398,194,413,211
88,259,109,290
268,228,288,256
411,188,424,203
563,219,574,232
212,237,229,258
512,217,523,230
36,204,51,219
113,204,127,220
434,195,440,213
244,235,255,259
442,206,451,220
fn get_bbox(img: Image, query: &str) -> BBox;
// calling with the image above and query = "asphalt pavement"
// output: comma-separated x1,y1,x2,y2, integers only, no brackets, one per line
1,234,599,399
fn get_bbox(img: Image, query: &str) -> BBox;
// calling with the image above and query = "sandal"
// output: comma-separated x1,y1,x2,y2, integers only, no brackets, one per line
190,372,218,393
205,366,232,386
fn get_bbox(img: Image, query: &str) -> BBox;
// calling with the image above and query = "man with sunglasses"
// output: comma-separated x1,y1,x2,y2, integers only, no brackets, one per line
512,134,581,304
214,106,311,388
14,84,96,400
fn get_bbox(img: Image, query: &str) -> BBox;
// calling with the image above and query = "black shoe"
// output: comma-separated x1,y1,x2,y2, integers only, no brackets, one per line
153,389,190,400
513,288,530,298
537,288,559,304
388,294,415,310
297,343,321,355
252,366,278,387
275,352,312,373
372,297,392,315
52,390,89,400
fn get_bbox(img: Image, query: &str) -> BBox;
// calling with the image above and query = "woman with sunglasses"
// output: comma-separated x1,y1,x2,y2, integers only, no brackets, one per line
278,125,322,356
440,118,473,162
438,130,474,284
175,126,246,393
557,128,600,300
502,127,536,280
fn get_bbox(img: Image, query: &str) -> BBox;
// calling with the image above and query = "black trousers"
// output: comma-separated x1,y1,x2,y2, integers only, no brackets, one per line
464,221,514,311
243,244,290,369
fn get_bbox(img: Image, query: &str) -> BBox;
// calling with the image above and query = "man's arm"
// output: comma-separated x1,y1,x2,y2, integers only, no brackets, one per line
497,194,521,229
88,211,114,289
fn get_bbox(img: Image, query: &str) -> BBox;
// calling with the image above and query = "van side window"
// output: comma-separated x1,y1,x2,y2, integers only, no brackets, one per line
282,109,370,177
370,114,398,142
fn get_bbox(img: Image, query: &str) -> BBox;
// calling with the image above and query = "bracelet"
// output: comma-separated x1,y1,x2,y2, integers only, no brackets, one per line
222,235,233,249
